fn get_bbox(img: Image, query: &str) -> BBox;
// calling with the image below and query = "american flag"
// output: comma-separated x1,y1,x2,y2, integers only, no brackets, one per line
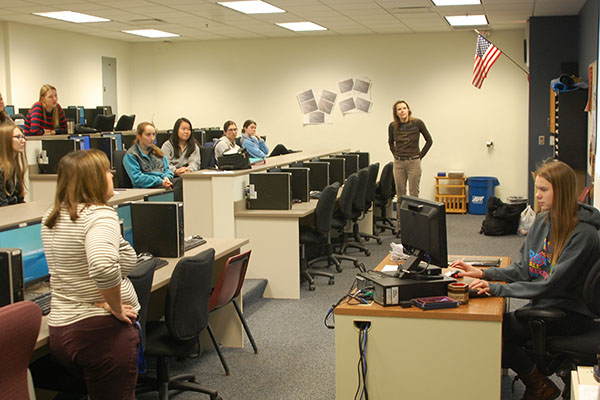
472,34,502,89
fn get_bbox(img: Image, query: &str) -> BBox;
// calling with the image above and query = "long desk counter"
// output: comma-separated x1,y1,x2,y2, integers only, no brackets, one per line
334,254,507,400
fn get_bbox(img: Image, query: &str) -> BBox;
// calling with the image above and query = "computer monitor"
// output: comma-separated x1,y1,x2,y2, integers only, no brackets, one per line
39,138,86,174
121,134,136,150
398,196,448,274
204,129,223,144
144,191,175,202
319,158,345,185
116,202,134,248
192,129,205,145
0,220,49,287
303,161,329,191
97,105,112,115
155,132,170,148
64,106,78,122
102,133,123,151
89,137,115,166
334,154,359,178
78,106,85,125
19,108,30,117
5,105,15,116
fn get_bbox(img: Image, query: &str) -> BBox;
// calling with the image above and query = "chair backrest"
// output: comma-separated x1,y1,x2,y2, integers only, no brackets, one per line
115,114,136,131
113,150,133,188
128,258,157,350
93,114,115,132
166,248,215,341
353,168,369,213
364,163,380,206
0,301,42,399
313,182,340,234
339,173,358,219
376,162,394,199
200,144,216,169
209,250,252,312
583,257,600,316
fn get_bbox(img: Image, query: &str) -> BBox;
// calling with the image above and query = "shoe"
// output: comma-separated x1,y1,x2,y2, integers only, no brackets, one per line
519,365,560,400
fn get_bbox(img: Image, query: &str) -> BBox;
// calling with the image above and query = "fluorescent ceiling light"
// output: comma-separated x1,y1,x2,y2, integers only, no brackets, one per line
33,11,110,23
445,14,488,26
218,1,285,14
122,29,180,38
276,22,327,32
432,0,481,6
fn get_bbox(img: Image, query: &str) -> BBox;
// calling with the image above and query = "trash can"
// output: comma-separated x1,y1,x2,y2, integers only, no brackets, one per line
466,176,499,215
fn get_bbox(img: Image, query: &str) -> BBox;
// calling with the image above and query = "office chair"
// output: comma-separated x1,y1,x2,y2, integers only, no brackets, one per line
206,251,258,375
515,257,600,398
299,182,340,290
113,150,133,188
374,162,396,235
137,249,221,400
358,163,382,244
129,258,158,351
0,301,41,400
330,173,365,272
115,114,136,131
337,168,370,256
201,144,216,169
92,114,115,132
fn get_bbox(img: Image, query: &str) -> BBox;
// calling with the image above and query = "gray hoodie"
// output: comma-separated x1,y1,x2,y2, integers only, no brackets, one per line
484,203,600,317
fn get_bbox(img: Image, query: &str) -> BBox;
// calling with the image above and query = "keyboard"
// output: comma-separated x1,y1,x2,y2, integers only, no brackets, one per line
137,254,168,270
184,236,207,252
31,291,51,316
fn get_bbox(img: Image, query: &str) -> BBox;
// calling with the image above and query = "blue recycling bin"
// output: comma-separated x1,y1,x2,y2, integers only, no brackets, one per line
467,176,499,215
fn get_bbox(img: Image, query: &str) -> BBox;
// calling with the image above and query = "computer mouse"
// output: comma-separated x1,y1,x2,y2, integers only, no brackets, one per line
469,288,492,298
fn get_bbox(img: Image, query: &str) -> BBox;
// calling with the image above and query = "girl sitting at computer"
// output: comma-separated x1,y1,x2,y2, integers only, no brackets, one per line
0,91,12,125
123,121,182,200
450,160,600,399
24,84,68,136
0,123,27,206
240,119,291,158
161,117,201,176
42,149,140,399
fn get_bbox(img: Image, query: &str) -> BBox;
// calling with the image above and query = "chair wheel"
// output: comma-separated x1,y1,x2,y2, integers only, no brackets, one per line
328,278,335,285
376,238,382,245
309,284,315,291
336,265,343,273
365,250,371,256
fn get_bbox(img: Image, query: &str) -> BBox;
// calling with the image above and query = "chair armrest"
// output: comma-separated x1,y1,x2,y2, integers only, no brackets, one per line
515,306,566,322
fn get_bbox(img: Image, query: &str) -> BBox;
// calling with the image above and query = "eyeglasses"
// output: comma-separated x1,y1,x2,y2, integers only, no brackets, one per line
227,128,238,132
13,135,26,141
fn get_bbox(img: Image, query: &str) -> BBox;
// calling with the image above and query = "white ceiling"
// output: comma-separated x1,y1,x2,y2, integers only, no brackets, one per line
0,0,588,42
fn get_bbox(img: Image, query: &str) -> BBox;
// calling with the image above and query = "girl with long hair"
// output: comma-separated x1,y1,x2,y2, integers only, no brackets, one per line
161,117,201,176
0,124,27,206
24,84,67,136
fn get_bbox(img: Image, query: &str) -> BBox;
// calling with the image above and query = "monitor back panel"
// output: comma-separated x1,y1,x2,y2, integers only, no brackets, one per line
248,173,292,210
280,167,310,202
40,139,82,174
304,162,330,191
155,132,170,148
335,154,359,178
89,137,115,167
131,202,184,258
320,158,345,185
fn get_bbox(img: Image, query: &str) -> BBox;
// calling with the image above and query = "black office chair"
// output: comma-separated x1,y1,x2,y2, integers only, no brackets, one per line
515,257,600,398
92,114,115,132
113,150,133,188
299,182,340,291
200,144,216,169
338,168,370,256
358,163,382,244
374,162,396,235
115,114,136,131
137,249,221,400
129,258,157,352
331,173,365,271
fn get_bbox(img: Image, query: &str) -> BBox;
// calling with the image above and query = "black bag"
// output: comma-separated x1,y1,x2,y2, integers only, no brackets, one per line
217,148,251,170
480,197,526,236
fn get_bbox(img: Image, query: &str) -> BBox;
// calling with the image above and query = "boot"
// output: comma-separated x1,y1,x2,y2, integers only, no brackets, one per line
520,365,561,400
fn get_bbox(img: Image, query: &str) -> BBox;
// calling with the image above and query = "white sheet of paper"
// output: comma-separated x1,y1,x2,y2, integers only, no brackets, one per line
382,265,398,273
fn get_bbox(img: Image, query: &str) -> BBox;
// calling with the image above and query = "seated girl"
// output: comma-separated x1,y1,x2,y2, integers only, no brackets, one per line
161,117,201,175
240,119,291,158
0,124,27,206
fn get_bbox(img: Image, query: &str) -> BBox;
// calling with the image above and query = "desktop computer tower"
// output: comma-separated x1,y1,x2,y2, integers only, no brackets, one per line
347,152,370,169
38,138,86,174
319,158,345,185
247,173,292,210
334,154,359,178
0,249,24,307
131,202,184,258
280,168,310,202
304,161,330,191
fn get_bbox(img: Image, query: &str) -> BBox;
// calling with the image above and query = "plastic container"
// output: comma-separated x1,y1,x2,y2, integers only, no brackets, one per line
466,176,499,215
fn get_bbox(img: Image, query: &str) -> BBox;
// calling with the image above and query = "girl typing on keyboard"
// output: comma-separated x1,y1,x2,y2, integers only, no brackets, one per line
41,149,140,400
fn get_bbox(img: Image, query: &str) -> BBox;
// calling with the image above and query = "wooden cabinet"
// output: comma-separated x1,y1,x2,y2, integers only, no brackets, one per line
435,176,466,214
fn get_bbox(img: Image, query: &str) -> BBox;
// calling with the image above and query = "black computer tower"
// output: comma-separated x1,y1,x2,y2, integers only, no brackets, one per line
39,138,85,174
280,167,310,202
131,202,184,258
89,137,115,167
347,152,370,169
0,248,24,307
334,154,359,178
319,158,345,185
247,173,292,210
304,161,330,191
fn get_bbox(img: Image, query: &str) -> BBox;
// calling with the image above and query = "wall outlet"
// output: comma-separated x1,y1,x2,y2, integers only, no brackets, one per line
538,135,545,145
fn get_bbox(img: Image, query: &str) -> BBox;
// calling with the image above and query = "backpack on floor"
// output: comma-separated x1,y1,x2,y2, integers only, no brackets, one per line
480,197,526,236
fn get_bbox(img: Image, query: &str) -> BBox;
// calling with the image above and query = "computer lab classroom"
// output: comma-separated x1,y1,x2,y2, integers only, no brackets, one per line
1,0,600,399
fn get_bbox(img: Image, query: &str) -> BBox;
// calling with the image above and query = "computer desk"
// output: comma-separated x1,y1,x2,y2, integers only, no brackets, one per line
182,149,349,239
334,254,508,400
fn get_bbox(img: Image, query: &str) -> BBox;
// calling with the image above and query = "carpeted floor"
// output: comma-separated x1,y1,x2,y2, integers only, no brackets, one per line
137,213,550,400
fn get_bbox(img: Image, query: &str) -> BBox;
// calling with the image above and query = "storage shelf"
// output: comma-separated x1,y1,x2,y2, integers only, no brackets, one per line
435,176,466,214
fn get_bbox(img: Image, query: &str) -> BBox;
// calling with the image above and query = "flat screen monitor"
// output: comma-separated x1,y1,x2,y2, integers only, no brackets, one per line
121,134,136,150
319,158,345,185
116,203,134,248
18,108,30,117
40,138,86,174
303,161,329,192
5,105,15,116
335,154,359,178
78,106,85,125
0,220,49,287
64,106,78,122
97,105,112,115
398,196,448,274
102,133,123,151
155,132,170,148
144,191,175,202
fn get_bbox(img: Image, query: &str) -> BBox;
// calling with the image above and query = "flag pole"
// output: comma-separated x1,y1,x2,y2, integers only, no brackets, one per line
474,29,529,76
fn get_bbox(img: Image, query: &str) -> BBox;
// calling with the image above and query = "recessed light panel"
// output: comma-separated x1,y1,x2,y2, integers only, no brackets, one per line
122,29,180,38
218,1,285,14
445,15,488,26
33,11,110,23
432,0,481,6
276,22,327,32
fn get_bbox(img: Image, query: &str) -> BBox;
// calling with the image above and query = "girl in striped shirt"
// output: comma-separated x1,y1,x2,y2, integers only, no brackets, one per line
24,84,67,136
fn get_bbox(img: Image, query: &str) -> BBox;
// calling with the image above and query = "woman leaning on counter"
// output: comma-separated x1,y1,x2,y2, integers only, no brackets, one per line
42,149,140,400
0,123,27,206
25,84,67,136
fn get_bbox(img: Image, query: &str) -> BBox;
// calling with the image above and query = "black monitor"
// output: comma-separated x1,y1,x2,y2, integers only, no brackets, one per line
19,108,30,117
64,106,78,122
0,220,49,287
192,129,204,145
5,105,15,116
102,133,123,151
39,138,86,174
89,137,115,166
115,202,134,248
334,154,359,178
121,133,136,150
97,105,112,115
319,158,345,185
303,161,329,191
204,129,223,144
155,132,170,148
144,191,175,202
398,196,448,275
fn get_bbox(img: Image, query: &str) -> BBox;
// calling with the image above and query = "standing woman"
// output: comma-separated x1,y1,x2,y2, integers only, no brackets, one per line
388,100,433,201
42,150,140,399
25,84,67,136
451,160,600,399
0,91,12,125
0,124,27,206
161,117,201,176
